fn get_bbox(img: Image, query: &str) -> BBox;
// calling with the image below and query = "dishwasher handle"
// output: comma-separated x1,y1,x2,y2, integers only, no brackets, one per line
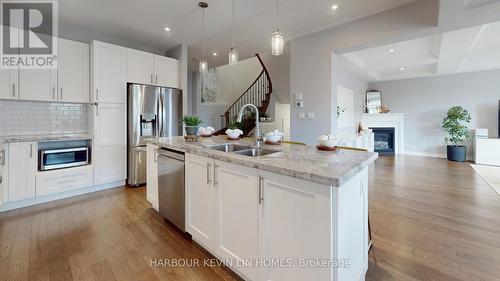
157,148,185,162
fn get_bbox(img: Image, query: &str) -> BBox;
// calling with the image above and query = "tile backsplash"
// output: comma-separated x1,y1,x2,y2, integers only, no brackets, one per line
0,100,88,136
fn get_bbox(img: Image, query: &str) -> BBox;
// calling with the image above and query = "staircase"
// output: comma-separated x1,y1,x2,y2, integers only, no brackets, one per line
215,54,273,136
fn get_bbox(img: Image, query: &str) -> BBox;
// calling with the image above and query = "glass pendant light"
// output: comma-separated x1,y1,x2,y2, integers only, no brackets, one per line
271,30,284,56
199,58,208,73
271,0,284,56
228,0,239,65
199,2,208,73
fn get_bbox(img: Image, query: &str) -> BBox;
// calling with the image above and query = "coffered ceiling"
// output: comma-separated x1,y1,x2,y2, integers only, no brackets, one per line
342,20,500,82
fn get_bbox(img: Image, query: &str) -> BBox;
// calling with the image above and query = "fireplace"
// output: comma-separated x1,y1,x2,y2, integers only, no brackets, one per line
371,127,395,155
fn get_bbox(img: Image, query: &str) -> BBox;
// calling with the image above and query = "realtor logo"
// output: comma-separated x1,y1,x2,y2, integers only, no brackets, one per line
1,0,58,69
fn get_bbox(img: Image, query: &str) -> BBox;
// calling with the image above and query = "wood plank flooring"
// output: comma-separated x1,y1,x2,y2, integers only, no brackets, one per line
1,155,499,281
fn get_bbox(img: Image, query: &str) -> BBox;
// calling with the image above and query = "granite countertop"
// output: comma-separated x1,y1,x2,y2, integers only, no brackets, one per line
151,136,378,187
0,133,93,143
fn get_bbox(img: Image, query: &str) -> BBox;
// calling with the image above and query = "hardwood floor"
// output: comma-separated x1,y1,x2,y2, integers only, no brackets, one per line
367,155,500,281
1,155,499,281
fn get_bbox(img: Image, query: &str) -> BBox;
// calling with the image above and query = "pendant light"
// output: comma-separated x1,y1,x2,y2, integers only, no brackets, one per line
271,0,284,56
199,2,209,73
228,0,239,65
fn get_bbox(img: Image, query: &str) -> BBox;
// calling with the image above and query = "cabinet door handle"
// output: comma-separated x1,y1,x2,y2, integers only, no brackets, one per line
30,144,33,158
52,87,56,100
0,149,5,166
258,176,264,205
213,164,218,186
206,163,211,185
95,103,99,116
155,74,158,84
12,84,15,97
60,88,63,100
96,88,99,101
151,73,154,83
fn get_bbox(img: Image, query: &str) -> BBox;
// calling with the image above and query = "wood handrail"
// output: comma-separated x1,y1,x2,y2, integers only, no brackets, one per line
220,53,273,117
220,69,265,117
255,53,273,98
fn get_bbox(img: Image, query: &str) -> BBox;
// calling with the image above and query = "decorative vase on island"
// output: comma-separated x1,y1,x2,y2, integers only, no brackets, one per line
447,145,466,162
185,126,198,136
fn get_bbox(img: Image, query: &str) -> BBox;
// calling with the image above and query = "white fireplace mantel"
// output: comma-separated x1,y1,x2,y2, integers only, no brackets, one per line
361,113,406,154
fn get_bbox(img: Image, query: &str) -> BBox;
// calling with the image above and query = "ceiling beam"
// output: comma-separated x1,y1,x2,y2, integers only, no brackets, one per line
435,24,484,74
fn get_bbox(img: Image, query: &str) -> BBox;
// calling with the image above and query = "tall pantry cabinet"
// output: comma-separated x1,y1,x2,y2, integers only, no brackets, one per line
90,41,127,185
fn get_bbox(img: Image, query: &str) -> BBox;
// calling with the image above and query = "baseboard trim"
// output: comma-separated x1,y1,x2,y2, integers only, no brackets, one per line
403,151,447,158
0,180,125,213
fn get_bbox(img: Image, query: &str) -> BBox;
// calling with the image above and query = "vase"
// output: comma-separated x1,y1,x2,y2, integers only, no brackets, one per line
185,126,198,136
447,145,466,162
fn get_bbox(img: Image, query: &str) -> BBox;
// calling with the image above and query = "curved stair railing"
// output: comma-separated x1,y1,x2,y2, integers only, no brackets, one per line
215,53,273,136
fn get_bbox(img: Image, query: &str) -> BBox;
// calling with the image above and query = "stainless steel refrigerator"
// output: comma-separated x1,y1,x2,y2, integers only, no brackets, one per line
127,84,182,186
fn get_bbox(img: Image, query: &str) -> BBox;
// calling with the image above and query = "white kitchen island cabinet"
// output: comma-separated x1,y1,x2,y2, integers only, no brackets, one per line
214,159,260,281
185,154,216,251
184,152,370,281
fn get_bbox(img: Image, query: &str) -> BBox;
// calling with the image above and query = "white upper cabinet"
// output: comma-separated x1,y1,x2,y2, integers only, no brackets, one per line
57,38,89,103
91,41,127,104
126,49,154,84
125,47,178,88
154,55,178,88
19,69,57,102
0,69,19,100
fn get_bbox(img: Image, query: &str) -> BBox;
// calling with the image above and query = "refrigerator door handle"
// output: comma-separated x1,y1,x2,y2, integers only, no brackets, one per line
158,93,164,137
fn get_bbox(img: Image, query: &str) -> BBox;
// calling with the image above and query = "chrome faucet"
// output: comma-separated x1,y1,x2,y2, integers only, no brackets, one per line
237,104,262,147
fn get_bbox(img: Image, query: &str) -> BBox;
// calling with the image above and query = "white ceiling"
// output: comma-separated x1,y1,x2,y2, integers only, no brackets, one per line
57,0,417,66
342,21,500,82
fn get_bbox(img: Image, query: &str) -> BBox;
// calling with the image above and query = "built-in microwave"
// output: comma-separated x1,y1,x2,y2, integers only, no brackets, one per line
38,140,91,171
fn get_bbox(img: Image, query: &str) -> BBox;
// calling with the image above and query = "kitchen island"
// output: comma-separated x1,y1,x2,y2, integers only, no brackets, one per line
148,136,378,281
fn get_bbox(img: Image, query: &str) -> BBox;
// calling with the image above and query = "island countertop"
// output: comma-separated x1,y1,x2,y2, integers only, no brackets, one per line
151,136,378,187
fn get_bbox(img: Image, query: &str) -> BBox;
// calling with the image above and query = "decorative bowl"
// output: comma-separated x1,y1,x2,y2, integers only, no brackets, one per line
226,129,243,139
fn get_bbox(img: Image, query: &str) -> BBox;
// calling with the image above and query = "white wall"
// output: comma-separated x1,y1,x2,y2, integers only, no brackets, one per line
334,55,369,135
165,44,189,116
289,0,500,144
192,52,291,129
215,58,262,105
369,70,500,158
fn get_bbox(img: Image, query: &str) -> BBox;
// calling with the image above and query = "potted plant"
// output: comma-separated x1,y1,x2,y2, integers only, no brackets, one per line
182,115,202,136
441,106,471,162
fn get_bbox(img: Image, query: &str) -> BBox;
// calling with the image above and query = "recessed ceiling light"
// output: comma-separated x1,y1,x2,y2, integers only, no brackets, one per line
213,52,217,56
389,48,395,53
164,27,171,32
331,4,339,10
400,67,405,71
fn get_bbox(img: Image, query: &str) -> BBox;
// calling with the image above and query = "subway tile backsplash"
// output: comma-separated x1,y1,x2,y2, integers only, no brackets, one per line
0,100,88,136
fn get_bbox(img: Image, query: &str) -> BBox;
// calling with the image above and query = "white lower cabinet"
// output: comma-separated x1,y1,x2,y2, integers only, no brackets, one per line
185,153,369,281
0,144,8,207
146,143,159,210
7,142,36,202
36,165,93,196
185,154,215,250
259,171,333,281
92,103,127,185
214,160,260,280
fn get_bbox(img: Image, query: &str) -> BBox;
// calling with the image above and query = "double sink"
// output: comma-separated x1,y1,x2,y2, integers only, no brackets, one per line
208,144,280,157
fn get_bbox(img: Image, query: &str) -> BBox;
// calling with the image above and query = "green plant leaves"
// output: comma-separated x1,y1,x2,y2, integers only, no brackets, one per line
182,115,203,127
441,106,471,145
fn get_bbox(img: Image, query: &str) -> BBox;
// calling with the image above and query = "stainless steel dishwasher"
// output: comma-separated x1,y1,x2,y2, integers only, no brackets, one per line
157,148,185,231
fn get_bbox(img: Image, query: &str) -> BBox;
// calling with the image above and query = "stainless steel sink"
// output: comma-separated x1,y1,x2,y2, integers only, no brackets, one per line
208,144,253,152
234,148,281,157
